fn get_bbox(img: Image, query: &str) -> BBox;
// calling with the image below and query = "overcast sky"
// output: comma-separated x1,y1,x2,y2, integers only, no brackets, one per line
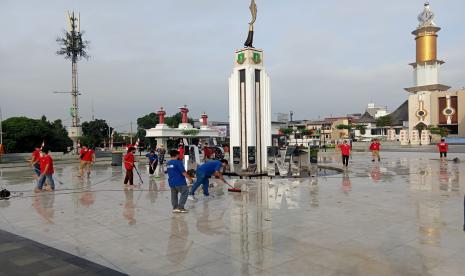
1,0,464,131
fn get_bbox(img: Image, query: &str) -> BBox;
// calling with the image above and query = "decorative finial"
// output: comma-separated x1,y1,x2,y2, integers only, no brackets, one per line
418,2,435,27
244,0,258,48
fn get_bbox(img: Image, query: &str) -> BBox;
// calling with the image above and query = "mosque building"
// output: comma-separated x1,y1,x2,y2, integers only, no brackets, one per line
404,2,465,143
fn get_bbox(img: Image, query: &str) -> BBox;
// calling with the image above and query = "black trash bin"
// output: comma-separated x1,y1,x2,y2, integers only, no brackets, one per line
310,146,319,164
111,151,123,166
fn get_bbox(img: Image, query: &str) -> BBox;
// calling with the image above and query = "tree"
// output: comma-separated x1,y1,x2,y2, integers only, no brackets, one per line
355,124,367,135
81,119,110,147
376,115,393,128
428,125,449,138
336,124,351,130
279,128,294,137
165,112,194,128
137,113,158,129
300,129,313,137
1,116,72,153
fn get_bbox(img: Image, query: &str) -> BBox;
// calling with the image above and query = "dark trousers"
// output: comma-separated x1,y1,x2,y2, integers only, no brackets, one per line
124,170,134,185
342,155,349,167
440,152,447,158
171,185,188,209
190,171,209,196
149,161,158,175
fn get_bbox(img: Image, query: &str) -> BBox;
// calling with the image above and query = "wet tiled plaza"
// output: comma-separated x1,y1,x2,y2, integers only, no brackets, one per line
1,151,465,276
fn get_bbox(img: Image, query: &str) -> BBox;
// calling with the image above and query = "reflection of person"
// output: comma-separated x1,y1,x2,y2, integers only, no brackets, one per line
342,173,352,194
188,159,229,200
166,217,193,262
437,139,449,161
167,150,193,213
370,164,381,183
338,141,351,168
33,192,55,224
123,189,136,225
147,179,158,203
369,139,381,162
79,181,95,207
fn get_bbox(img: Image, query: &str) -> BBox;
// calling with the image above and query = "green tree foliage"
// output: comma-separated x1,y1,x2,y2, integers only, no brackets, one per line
428,125,449,137
279,128,294,137
165,112,194,128
137,113,158,129
376,115,393,128
300,129,313,136
336,124,351,130
355,124,367,135
2,116,72,153
81,119,111,147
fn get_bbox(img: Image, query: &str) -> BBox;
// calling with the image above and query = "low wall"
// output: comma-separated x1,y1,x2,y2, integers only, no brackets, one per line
0,151,112,164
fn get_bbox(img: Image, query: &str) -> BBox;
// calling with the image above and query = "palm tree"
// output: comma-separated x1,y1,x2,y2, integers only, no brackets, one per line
56,11,89,130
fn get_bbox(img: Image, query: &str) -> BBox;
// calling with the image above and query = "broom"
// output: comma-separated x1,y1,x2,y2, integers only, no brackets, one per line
225,181,241,193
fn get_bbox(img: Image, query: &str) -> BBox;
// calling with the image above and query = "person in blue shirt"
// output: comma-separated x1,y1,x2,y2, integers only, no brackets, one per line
188,159,229,201
145,150,158,177
167,150,193,213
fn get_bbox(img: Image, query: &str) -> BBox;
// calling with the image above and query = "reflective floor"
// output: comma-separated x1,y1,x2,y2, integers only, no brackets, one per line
1,152,465,276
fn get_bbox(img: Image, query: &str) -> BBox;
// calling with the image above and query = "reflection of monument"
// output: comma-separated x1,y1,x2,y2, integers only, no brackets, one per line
229,0,271,173
405,3,465,141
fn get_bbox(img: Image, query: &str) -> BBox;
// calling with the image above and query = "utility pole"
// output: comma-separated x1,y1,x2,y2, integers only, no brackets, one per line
130,121,133,144
0,106,3,146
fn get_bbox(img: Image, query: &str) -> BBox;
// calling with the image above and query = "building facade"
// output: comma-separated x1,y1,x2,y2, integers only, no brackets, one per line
405,3,465,140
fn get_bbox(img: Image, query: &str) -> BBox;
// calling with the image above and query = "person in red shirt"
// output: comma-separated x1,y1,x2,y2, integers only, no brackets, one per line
124,147,136,187
369,139,381,162
178,144,185,160
30,147,41,179
437,139,449,161
79,146,88,177
35,148,55,192
338,140,351,168
81,146,96,178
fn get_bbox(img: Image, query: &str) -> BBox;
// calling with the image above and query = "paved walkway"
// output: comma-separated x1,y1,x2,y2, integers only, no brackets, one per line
0,151,464,275
0,229,126,276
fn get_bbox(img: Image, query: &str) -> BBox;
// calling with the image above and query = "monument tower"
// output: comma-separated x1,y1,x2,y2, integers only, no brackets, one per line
405,2,451,144
229,0,271,173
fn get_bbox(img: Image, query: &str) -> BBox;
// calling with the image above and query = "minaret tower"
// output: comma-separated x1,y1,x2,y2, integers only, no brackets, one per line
405,2,450,144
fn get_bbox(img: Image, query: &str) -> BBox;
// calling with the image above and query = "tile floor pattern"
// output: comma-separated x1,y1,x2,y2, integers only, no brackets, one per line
0,229,127,275
0,151,464,275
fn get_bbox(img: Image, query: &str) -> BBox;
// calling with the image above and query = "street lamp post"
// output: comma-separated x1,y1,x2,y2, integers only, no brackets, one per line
0,106,3,146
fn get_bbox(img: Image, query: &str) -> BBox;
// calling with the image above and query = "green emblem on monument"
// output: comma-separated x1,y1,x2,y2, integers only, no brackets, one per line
237,53,245,64
253,52,261,64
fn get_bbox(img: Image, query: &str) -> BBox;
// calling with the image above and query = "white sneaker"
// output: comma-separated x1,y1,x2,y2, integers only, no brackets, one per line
172,209,181,213
187,195,196,201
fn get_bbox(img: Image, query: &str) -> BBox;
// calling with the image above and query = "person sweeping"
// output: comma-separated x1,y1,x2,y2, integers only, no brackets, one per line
188,159,229,201
124,147,137,188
